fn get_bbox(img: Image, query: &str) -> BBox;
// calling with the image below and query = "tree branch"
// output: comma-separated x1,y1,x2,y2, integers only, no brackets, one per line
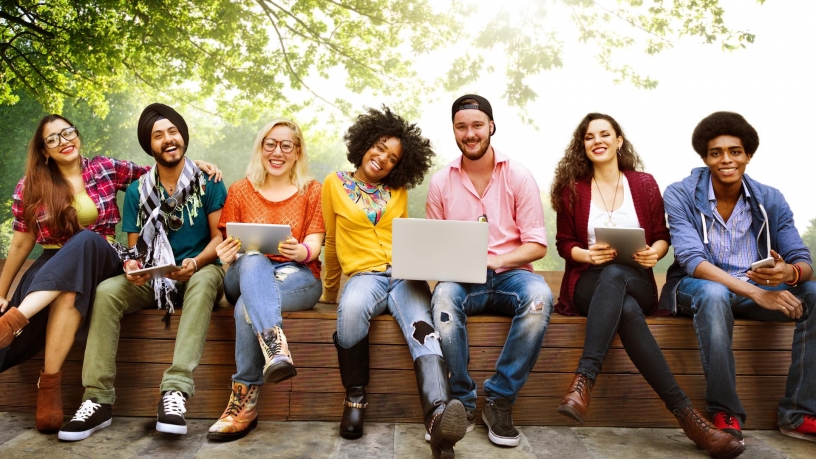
0,10,55,39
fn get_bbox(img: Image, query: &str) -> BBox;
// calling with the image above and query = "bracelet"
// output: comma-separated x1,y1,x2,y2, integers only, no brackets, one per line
785,263,802,286
188,258,199,272
301,243,312,264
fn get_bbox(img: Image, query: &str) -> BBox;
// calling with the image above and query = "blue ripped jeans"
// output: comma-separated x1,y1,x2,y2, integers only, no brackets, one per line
677,277,816,430
225,253,321,385
432,269,553,411
336,269,442,359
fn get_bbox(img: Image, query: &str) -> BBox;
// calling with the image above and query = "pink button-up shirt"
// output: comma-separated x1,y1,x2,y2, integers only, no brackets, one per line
425,149,547,273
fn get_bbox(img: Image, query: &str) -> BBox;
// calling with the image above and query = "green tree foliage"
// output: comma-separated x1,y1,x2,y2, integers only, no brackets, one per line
803,217,816,259
2,0,762,119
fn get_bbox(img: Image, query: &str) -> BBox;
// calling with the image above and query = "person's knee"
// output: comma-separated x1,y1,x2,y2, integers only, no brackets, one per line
693,282,731,315
517,280,553,316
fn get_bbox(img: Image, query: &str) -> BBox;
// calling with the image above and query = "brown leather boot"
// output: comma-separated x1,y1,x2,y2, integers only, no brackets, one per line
0,307,28,348
557,373,594,423
673,405,745,459
36,370,64,433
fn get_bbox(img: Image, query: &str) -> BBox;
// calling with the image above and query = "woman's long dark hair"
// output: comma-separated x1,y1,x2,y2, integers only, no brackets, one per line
22,114,82,239
549,113,644,213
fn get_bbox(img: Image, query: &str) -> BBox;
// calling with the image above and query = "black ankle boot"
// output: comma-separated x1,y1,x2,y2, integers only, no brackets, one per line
334,332,369,440
415,354,467,459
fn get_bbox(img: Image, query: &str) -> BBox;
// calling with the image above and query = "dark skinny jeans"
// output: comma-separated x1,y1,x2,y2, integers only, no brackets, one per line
573,264,690,412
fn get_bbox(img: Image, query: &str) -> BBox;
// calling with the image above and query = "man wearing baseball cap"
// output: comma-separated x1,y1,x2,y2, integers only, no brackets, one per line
426,95,553,447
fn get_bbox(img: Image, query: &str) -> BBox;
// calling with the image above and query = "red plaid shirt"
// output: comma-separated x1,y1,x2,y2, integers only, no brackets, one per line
12,156,150,245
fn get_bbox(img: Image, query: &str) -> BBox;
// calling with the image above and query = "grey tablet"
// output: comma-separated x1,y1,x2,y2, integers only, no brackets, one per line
392,218,489,283
594,227,649,269
226,222,292,255
129,264,182,279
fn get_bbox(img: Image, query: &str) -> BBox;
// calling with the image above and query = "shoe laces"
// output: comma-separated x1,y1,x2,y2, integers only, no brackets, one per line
162,391,187,416
262,328,282,358
571,374,588,396
70,399,101,422
689,408,713,434
224,385,250,417
715,412,739,429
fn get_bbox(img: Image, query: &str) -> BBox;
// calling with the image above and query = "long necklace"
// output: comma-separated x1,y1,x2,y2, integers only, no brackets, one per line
593,171,622,227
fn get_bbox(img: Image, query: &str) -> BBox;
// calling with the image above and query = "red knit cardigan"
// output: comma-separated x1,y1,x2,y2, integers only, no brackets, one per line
554,170,670,316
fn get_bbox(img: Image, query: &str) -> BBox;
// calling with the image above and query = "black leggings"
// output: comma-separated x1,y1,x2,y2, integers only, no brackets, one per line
574,264,689,412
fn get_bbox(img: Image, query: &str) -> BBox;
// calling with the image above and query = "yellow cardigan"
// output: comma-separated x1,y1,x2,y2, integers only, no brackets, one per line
321,172,408,302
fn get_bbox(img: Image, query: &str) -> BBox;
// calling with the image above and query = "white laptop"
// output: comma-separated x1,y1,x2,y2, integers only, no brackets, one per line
391,218,489,283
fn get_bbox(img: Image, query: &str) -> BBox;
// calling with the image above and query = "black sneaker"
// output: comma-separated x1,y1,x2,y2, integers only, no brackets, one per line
426,408,476,441
482,398,520,446
156,390,187,434
58,399,112,441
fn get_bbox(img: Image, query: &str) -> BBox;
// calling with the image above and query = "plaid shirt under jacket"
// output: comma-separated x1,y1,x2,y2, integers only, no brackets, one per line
12,156,150,245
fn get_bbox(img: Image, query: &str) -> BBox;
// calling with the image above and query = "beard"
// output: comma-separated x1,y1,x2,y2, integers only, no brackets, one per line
457,136,491,161
152,141,186,168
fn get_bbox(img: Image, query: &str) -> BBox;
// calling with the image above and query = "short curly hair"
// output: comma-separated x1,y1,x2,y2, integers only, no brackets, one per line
344,106,434,189
692,111,759,158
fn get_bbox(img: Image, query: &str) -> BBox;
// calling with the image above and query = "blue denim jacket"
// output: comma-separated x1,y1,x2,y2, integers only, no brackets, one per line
658,167,812,314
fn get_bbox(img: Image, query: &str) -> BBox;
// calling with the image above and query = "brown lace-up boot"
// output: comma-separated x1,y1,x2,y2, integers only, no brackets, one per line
557,373,594,423
673,405,745,459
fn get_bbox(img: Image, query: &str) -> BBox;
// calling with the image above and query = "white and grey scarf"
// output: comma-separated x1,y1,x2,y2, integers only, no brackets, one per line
116,157,206,326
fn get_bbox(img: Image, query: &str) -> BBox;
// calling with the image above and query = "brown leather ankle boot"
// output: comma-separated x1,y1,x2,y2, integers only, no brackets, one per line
36,370,64,433
557,373,594,423
0,307,29,348
673,405,745,459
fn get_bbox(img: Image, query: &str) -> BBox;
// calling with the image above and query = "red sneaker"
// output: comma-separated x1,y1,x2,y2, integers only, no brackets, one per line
780,415,816,442
713,412,743,441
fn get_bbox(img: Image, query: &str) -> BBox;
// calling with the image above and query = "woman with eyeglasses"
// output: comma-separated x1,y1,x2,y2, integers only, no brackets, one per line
208,119,324,441
0,114,220,433
322,106,466,459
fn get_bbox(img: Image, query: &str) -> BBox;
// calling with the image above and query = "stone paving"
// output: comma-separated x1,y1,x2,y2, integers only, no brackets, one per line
2,412,816,458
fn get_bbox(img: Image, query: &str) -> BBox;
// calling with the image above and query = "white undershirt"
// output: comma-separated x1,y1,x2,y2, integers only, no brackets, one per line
588,175,640,245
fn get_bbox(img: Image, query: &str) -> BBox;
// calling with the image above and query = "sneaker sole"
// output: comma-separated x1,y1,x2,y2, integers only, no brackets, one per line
207,417,258,442
557,404,585,423
779,428,816,443
264,362,297,384
156,421,187,435
481,411,520,447
58,419,112,442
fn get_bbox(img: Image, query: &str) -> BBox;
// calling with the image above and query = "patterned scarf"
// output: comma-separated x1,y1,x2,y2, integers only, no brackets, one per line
115,157,205,326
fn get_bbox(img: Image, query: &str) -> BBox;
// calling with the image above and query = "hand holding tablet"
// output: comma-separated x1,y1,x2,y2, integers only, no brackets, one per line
593,227,650,269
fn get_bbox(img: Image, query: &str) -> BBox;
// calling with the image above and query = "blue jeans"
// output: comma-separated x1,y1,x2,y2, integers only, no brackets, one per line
336,269,442,360
432,269,553,411
677,277,816,430
225,254,322,385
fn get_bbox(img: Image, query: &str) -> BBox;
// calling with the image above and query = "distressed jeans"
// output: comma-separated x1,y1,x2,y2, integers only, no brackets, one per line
432,269,553,411
336,269,442,359
226,254,321,385
677,277,816,430
82,265,224,404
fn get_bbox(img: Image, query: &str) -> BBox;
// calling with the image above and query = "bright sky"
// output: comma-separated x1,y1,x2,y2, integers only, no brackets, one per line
398,0,814,233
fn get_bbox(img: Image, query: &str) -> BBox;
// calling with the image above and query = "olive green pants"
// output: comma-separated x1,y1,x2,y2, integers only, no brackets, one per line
81,265,224,404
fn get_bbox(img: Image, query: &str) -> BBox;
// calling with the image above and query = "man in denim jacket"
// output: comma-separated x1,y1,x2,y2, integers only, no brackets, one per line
660,111,815,443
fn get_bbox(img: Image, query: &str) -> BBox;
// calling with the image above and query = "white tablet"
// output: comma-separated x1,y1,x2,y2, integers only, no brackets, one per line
226,222,292,255
129,264,182,279
594,227,649,269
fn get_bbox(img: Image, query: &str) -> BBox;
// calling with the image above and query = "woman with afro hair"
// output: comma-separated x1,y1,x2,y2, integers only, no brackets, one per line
551,113,744,459
321,106,467,459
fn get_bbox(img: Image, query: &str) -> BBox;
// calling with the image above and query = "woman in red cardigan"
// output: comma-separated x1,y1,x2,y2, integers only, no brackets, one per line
549,113,743,459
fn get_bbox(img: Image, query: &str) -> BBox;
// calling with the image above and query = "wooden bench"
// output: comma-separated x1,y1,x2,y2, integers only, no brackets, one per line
0,260,797,429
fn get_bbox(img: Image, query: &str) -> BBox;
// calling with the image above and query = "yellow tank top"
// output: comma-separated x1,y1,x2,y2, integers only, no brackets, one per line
42,191,113,248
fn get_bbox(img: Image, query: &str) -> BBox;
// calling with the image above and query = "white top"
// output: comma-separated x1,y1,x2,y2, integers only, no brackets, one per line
588,175,640,245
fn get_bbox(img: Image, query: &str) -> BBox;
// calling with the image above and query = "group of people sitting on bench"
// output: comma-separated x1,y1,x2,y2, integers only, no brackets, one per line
0,94,812,459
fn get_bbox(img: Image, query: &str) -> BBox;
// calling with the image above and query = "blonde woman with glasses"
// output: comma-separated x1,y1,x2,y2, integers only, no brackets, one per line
208,119,325,441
